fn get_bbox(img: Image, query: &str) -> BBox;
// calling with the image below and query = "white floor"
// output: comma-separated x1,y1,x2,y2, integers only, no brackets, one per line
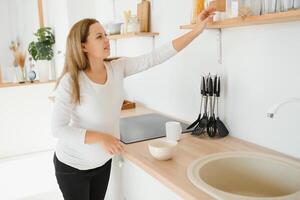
0,150,63,200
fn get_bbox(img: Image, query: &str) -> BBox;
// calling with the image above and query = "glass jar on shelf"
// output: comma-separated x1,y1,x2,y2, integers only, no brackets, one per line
239,0,261,17
203,0,224,21
276,0,294,12
261,0,276,14
14,63,25,83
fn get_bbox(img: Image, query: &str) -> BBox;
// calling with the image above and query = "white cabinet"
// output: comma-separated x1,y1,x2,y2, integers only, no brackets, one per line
0,83,56,158
120,157,183,200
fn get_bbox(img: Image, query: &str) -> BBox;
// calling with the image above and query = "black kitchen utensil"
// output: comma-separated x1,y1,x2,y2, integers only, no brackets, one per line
191,76,207,135
207,76,216,137
186,76,205,130
192,75,210,136
215,76,229,137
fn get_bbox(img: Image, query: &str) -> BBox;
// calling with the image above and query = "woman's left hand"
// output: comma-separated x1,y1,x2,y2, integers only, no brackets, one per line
193,7,216,35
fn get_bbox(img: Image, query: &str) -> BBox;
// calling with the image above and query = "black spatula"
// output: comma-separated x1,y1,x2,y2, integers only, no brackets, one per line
191,76,208,135
192,76,210,136
215,76,229,137
207,76,217,137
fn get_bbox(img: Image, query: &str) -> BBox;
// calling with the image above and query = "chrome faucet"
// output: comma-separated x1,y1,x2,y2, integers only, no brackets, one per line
267,98,300,118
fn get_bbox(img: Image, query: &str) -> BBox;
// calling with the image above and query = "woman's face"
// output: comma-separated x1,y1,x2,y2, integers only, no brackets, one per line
82,22,110,60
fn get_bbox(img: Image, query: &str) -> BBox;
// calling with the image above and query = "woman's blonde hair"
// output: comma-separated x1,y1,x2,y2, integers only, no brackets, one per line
55,18,119,105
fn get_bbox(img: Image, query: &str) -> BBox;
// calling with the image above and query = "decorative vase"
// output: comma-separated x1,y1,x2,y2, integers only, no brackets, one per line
36,60,50,82
14,65,25,83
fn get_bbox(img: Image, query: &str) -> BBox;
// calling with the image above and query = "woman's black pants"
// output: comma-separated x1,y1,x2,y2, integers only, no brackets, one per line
53,153,111,200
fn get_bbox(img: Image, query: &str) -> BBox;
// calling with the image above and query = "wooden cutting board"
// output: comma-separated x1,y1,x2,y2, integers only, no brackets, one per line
137,0,150,32
122,100,136,110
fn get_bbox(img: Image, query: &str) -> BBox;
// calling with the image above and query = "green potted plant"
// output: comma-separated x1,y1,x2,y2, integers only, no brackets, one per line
28,27,55,82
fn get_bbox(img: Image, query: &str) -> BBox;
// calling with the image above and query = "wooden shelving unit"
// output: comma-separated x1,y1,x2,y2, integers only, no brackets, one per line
0,80,56,89
180,9,300,29
108,32,159,40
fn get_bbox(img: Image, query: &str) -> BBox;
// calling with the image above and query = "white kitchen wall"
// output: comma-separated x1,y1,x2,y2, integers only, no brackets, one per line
12,0,39,53
0,0,12,77
222,22,300,158
44,0,70,78
0,0,39,81
109,0,300,159
66,0,97,27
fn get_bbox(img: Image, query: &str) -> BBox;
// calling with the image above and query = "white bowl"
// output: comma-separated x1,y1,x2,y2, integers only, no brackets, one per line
104,22,123,35
148,140,177,160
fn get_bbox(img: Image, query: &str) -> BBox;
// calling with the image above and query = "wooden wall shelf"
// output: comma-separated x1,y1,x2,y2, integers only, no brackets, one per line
0,80,56,89
108,32,159,40
180,9,300,29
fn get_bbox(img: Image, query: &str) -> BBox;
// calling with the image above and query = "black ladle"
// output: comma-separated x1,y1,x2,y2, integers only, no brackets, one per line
215,76,229,137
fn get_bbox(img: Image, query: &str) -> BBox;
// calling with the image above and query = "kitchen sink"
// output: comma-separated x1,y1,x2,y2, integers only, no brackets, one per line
187,152,300,200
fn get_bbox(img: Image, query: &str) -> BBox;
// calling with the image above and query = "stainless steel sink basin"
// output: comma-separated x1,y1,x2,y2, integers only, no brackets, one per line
187,152,300,200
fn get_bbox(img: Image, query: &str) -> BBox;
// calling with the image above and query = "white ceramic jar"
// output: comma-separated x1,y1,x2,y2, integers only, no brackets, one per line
127,15,140,33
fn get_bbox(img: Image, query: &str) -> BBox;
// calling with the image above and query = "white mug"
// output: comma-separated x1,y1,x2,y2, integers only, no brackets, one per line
295,0,300,8
165,121,182,142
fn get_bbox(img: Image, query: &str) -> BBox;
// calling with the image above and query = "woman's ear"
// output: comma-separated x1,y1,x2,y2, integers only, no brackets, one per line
82,43,88,53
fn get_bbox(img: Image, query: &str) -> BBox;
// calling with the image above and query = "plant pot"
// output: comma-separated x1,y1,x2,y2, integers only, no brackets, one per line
36,60,51,82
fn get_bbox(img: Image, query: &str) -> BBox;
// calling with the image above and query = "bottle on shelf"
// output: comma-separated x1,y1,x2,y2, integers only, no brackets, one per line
231,0,239,17
191,0,205,24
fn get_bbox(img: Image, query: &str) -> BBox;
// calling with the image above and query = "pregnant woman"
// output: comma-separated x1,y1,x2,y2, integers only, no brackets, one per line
51,8,215,200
